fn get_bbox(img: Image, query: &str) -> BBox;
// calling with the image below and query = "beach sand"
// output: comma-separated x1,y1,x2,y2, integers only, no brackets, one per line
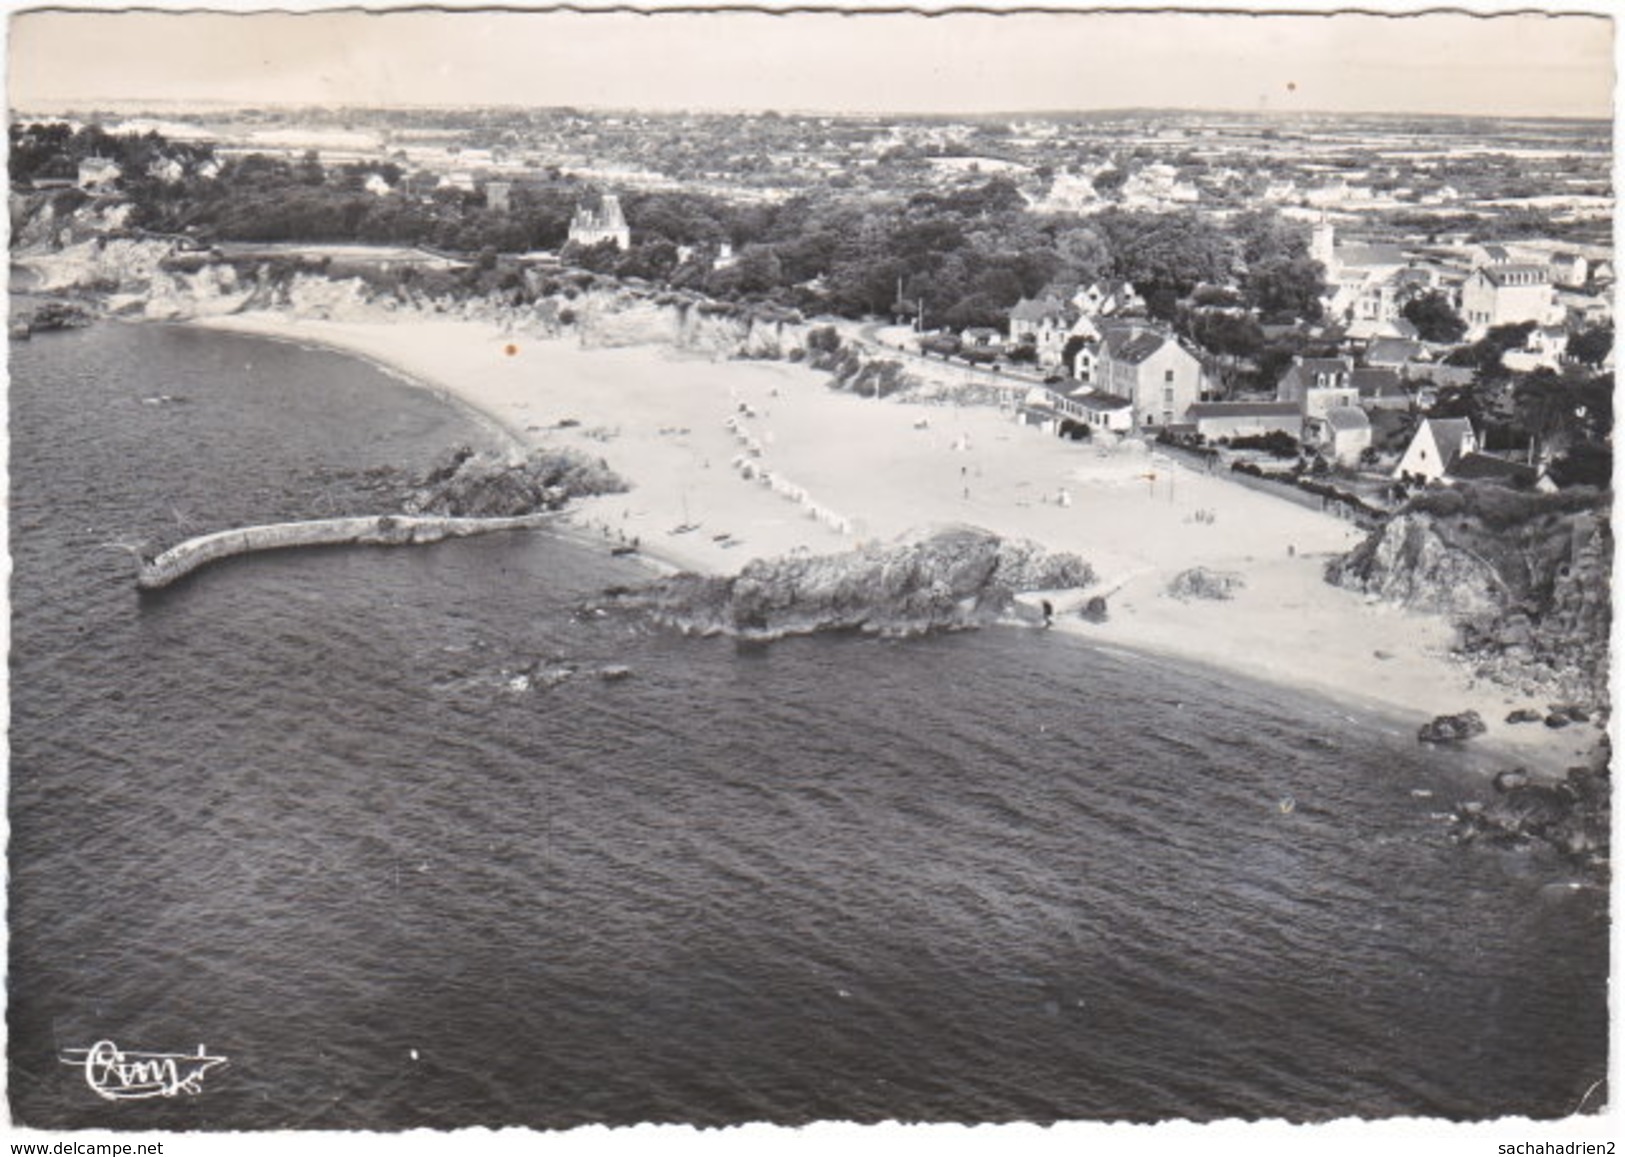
189,312,1602,774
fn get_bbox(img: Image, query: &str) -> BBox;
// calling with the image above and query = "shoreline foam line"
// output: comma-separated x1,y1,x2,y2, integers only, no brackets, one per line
137,511,559,591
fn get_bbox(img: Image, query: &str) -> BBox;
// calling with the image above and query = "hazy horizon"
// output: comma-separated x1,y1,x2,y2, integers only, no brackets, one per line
8,8,1615,121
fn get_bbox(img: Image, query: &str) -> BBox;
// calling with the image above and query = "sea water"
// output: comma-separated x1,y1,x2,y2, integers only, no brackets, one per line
7,319,1608,1129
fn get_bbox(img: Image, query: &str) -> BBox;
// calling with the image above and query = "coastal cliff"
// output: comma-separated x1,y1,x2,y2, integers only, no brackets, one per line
1326,486,1611,707
606,526,1093,639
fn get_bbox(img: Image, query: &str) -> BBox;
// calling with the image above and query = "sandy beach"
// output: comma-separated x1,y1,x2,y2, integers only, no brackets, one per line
188,311,1601,773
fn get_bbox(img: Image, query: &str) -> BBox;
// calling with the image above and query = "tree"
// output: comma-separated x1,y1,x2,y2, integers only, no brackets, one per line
1401,292,1467,344
1546,442,1611,489
1091,168,1126,199
1567,322,1613,367
1244,254,1325,321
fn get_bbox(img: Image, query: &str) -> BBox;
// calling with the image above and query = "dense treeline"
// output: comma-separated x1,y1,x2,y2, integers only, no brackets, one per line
11,121,1326,334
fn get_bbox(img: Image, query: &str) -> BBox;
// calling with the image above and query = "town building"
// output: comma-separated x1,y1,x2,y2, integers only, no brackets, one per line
1276,356,1360,421
1394,417,1478,482
568,193,631,250
1066,389,1135,434
1008,295,1075,369
1096,324,1206,429
1459,265,1561,335
1073,280,1145,319
1549,252,1589,288
76,156,121,192
1186,401,1302,441
484,181,512,213
1351,367,1409,411
1314,405,1373,465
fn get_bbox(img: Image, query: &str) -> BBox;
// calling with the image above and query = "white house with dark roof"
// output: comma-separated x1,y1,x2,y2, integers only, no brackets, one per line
1073,280,1145,319
1395,417,1478,482
1067,388,1135,433
1549,252,1589,288
1459,265,1561,336
1008,295,1076,369
1314,405,1373,465
1187,401,1302,441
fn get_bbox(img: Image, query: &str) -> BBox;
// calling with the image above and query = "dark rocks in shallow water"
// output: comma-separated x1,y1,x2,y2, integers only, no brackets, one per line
596,665,633,682
1494,769,1532,793
1506,708,1544,725
1551,703,1591,723
614,526,1093,640
1451,762,1611,873
1418,710,1487,744
1545,713,1573,730
1078,595,1109,624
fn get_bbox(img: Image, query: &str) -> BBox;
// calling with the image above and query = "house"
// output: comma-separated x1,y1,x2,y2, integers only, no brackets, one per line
1446,451,1537,488
568,193,631,250
1071,337,1101,384
1549,252,1589,288
1469,243,1518,268
76,156,121,191
1459,265,1560,335
961,326,1003,351
1096,325,1206,429
1314,405,1373,466
1067,389,1135,434
1501,325,1569,373
1364,337,1428,368
1008,296,1076,369
1073,280,1145,319
1018,389,1062,435
1276,356,1360,420
1591,260,1613,284
1187,401,1302,441
1394,417,1478,482
484,181,512,213
1351,367,1409,410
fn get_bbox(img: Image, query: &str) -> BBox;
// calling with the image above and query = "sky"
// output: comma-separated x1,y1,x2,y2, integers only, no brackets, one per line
4,3,1617,119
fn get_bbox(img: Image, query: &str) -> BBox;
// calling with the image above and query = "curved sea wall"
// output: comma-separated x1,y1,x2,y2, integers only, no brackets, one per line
137,512,557,591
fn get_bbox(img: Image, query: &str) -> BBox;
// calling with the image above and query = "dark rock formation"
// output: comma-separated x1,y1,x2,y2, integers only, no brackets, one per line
1327,487,1610,707
14,300,94,337
1450,760,1611,873
1417,710,1487,744
1078,595,1109,623
1166,567,1245,601
609,526,1093,640
1506,708,1544,724
408,446,627,517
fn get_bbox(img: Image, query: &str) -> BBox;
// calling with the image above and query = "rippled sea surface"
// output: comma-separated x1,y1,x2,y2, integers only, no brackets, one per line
7,319,1608,1129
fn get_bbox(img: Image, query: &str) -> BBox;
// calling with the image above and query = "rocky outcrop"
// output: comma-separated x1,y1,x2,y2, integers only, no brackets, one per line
608,526,1094,640
1328,488,1611,707
1166,567,1245,601
1417,710,1487,744
1449,758,1611,873
406,445,628,518
1325,510,1503,617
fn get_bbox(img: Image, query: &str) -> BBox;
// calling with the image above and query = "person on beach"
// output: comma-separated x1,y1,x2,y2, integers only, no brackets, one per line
1041,599,1054,628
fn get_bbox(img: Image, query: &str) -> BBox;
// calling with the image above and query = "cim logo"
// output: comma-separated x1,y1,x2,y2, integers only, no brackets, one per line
59,1040,228,1100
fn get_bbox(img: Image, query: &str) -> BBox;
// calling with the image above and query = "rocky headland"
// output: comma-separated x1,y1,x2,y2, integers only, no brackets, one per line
1327,485,1611,711
602,526,1093,640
